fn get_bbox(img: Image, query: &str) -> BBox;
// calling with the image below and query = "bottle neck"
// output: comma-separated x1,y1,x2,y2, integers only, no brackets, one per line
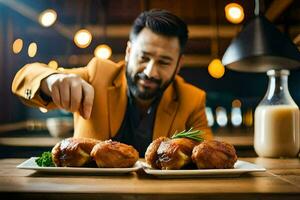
266,74,289,100
258,69,297,108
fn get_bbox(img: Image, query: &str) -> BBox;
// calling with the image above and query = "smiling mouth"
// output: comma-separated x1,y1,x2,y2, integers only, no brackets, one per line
139,79,159,89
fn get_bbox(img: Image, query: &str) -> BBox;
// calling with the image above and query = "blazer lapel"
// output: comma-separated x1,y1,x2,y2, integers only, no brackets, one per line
107,67,128,138
153,83,179,139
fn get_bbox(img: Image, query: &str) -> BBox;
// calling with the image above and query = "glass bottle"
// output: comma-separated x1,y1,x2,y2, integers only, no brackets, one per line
254,69,300,157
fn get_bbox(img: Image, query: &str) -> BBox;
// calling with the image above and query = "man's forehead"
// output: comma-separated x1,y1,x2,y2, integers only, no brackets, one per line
135,28,179,48
133,28,180,55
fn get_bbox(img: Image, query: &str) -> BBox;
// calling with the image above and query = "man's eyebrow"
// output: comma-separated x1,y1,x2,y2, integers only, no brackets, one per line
141,51,151,56
141,51,173,61
159,56,173,61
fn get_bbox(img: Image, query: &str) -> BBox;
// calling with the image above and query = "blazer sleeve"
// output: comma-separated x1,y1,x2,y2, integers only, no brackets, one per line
11,57,98,110
186,92,213,140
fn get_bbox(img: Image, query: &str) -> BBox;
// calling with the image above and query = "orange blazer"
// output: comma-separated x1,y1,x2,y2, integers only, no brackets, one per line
12,58,213,140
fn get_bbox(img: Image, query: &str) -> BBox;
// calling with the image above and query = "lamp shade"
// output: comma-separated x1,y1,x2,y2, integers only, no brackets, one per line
222,15,300,72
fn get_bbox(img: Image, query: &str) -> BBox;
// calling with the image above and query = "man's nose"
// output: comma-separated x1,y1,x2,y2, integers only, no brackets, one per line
143,60,159,79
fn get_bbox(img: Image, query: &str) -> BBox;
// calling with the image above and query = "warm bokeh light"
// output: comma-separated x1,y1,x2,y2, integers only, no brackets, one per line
74,29,92,48
225,3,244,24
48,60,58,69
94,44,112,59
39,9,57,27
243,109,253,127
28,42,37,57
12,38,23,54
232,99,242,108
208,59,225,79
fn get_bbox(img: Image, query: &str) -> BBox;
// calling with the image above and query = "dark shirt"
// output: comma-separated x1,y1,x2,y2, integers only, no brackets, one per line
113,91,161,157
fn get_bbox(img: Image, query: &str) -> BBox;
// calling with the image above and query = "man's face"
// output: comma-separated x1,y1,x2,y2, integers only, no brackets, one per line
125,28,182,100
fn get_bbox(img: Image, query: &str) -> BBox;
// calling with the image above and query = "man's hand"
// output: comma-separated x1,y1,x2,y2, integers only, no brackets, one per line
40,74,94,119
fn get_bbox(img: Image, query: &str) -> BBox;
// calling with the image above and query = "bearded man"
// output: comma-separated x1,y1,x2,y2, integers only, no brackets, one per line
12,9,213,156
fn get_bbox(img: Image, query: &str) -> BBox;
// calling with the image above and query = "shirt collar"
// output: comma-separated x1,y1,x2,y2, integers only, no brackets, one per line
127,88,162,115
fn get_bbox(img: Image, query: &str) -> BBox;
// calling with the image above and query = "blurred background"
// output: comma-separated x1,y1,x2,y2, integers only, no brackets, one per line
0,0,300,141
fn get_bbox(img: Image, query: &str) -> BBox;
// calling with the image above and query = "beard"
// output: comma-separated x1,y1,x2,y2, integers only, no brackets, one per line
126,65,176,100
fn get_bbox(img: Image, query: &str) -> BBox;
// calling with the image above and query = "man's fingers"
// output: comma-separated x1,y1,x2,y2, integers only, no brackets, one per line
69,82,82,112
44,73,93,118
51,85,62,108
81,81,94,119
59,79,70,110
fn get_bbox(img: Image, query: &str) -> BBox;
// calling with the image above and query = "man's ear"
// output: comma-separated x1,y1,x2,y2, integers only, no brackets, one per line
176,54,184,74
125,41,132,62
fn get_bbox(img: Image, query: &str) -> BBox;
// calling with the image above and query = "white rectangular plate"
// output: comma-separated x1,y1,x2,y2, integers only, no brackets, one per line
142,160,266,178
17,157,142,174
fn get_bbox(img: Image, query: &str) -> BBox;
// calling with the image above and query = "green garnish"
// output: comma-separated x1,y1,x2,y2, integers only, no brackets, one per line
171,127,204,142
35,151,55,167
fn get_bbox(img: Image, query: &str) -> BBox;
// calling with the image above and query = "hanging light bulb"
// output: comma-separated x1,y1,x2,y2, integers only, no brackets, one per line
225,3,244,24
208,58,225,79
39,9,57,27
208,1,225,79
74,29,92,48
12,38,23,54
28,42,37,57
94,44,112,59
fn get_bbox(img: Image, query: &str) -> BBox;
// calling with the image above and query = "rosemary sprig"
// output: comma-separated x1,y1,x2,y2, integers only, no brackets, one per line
171,127,204,142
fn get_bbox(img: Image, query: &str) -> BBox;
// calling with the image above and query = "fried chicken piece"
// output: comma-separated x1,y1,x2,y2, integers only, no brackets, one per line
157,138,199,170
91,140,139,168
145,137,169,169
192,140,238,169
51,137,100,167
145,137,199,170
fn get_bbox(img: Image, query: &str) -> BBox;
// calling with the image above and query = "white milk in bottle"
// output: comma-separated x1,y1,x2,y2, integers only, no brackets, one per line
254,105,299,157
254,70,300,157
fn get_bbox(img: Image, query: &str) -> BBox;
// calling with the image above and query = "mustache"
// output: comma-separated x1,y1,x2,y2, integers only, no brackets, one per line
136,73,161,85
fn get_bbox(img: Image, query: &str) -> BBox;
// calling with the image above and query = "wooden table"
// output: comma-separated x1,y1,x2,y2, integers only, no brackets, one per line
0,158,299,200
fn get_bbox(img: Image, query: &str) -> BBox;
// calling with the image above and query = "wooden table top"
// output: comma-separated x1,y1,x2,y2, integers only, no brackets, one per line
0,157,299,200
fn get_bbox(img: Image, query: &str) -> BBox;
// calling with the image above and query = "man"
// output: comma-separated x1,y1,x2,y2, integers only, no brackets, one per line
12,9,213,156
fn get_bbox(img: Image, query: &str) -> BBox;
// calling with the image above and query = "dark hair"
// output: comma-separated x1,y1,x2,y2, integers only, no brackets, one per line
130,9,189,53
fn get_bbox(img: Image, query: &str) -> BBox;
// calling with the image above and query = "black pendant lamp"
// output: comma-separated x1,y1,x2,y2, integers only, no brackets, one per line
222,0,300,72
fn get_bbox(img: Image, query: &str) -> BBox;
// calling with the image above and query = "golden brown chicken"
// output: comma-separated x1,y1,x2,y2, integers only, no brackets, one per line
90,140,139,168
145,137,169,169
192,140,238,169
51,137,100,167
145,137,199,170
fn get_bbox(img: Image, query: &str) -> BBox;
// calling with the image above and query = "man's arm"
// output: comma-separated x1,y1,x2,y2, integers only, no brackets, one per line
11,58,98,119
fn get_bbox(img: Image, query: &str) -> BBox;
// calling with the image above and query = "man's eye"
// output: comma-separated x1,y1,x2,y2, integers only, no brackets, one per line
158,60,170,66
140,56,149,62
